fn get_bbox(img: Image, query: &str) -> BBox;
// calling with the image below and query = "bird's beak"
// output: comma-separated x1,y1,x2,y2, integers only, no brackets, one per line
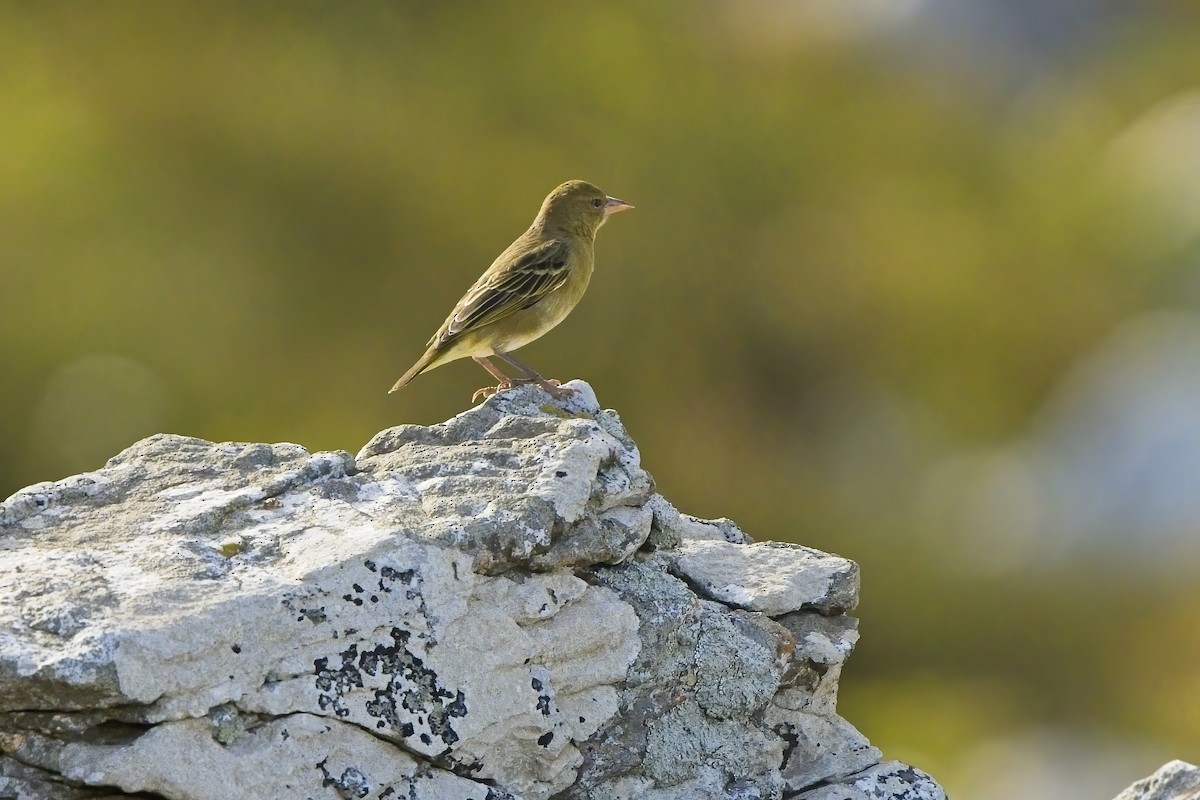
603,196,634,215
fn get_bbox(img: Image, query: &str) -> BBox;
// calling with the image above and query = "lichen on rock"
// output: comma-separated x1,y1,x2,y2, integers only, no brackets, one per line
0,380,944,800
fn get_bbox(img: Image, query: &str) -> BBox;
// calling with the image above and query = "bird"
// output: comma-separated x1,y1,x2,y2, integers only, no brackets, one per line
389,180,633,401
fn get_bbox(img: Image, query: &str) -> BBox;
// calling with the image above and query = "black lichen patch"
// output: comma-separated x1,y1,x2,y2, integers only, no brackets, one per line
282,591,329,624
316,759,371,798
446,754,484,777
313,625,468,750
366,685,415,738
314,645,364,718
379,565,418,598
537,731,554,747
364,560,418,599
891,765,930,785
773,721,801,771
530,674,555,717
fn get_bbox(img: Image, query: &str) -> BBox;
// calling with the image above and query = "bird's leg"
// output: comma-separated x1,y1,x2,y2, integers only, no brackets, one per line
495,351,576,398
471,357,516,402
491,352,539,381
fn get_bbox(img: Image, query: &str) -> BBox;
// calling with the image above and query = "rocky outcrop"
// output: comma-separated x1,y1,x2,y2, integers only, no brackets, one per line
0,381,944,800
1114,761,1200,800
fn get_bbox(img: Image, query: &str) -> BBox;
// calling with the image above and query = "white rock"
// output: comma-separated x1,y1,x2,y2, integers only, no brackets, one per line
669,539,859,616
1114,760,1200,800
60,713,499,800
794,760,947,800
0,382,942,800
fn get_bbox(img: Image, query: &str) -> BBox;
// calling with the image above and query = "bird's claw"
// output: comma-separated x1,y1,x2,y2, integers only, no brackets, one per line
471,379,575,402
515,376,576,398
539,379,576,398
472,381,514,403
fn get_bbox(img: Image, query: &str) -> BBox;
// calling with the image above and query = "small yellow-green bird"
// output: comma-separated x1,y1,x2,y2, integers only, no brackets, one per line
389,180,633,400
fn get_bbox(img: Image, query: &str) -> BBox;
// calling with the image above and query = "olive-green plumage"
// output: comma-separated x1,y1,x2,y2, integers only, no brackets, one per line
389,180,632,397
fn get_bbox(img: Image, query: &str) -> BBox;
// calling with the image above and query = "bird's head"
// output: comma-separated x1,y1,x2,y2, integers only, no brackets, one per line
537,180,633,236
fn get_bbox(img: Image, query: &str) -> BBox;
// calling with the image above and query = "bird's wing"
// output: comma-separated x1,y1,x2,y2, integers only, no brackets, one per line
434,238,572,345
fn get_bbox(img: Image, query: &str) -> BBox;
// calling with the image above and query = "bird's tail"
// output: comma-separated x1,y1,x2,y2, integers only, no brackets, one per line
388,348,439,393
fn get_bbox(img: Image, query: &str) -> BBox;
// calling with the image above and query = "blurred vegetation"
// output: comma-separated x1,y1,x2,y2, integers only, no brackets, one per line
3,3,1199,797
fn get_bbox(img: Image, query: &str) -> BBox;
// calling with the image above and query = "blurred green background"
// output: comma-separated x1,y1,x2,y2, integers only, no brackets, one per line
3,3,1199,797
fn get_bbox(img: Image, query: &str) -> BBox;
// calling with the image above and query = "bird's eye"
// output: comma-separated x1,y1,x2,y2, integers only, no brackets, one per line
592,198,604,209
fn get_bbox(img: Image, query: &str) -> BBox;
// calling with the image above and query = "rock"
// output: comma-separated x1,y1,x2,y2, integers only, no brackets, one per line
0,380,943,800
1114,761,1200,800
792,761,946,800
666,540,859,616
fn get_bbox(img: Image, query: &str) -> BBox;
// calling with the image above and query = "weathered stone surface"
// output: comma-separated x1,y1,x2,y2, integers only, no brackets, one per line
667,539,859,616
772,611,859,718
353,381,655,575
1114,761,1200,800
4,714,510,800
564,557,792,798
1,753,126,799
793,761,946,800
0,380,942,800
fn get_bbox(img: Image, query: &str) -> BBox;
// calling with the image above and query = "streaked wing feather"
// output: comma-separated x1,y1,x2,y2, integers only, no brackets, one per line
441,239,571,341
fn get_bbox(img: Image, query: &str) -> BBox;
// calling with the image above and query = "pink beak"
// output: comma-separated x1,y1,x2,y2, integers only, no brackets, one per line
603,196,634,215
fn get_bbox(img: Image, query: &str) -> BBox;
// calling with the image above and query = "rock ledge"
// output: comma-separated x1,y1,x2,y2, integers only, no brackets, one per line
1,381,944,800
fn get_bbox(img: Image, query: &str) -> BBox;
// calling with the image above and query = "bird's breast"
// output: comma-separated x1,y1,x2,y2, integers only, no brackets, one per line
488,251,594,353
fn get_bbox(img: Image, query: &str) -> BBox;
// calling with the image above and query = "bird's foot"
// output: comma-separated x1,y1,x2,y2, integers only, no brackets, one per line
508,376,575,397
471,381,514,403
534,378,576,398
471,379,574,402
